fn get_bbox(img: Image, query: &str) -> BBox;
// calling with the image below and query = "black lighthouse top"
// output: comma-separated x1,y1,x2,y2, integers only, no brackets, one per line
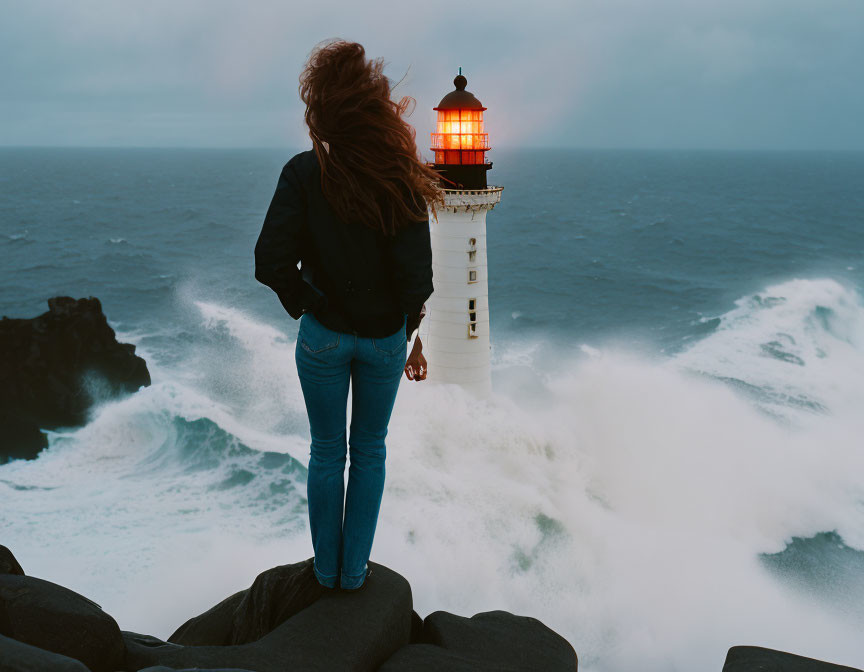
434,75,487,112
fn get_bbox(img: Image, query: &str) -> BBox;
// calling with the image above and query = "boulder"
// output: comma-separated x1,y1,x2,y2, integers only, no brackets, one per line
0,574,124,672
139,667,256,672
123,560,412,672
0,633,91,672
0,296,151,462
723,646,863,671
378,610,578,671
166,588,247,647
0,545,25,576
0,546,580,672
168,558,325,646
0,414,49,461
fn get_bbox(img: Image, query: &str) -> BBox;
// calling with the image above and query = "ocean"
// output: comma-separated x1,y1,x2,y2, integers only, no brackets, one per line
1,147,863,671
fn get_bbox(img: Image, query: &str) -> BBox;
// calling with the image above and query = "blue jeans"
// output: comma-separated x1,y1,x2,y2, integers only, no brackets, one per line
294,310,407,589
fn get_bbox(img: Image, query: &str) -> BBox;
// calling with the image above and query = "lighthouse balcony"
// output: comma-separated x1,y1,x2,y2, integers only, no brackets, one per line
439,186,502,210
430,133,490,151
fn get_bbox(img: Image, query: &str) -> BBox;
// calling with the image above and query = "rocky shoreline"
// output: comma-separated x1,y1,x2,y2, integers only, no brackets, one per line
2,543,860,671
1,298,859,671
0,297,150,462
0,545,580,671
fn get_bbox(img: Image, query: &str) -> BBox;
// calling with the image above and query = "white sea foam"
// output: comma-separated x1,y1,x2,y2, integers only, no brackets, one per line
2,277,864,671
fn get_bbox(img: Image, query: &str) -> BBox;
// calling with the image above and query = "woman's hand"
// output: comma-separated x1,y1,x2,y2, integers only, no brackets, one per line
405,336,427,381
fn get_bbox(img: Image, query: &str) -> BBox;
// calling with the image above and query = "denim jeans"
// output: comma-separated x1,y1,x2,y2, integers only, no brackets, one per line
294,310,407,589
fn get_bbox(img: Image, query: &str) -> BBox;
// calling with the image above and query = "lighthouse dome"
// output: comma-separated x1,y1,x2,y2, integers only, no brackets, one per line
434,74,487,111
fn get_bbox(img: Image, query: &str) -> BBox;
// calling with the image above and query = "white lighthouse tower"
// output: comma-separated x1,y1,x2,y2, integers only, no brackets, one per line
424,72,503,396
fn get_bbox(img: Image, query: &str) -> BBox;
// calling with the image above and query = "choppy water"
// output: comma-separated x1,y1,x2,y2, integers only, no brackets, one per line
1,147,863,671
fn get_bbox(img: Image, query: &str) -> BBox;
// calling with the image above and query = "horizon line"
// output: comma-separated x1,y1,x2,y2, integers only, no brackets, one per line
0,144,862,154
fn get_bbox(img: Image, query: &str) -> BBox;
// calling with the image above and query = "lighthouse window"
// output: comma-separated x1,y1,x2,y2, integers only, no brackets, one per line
468,268,478,283
468,237,477,261
468,298,478,338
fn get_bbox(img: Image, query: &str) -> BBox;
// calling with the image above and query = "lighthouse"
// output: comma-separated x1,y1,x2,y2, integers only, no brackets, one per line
424,71,503,395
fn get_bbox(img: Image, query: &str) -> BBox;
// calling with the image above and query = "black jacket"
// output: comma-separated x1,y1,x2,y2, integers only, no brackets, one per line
254,149,433,340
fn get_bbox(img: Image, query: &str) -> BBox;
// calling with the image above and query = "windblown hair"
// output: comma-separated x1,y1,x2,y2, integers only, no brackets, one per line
299,39,444,236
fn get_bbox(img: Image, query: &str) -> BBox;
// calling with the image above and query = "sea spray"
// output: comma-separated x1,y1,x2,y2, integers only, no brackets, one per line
2,278,864,671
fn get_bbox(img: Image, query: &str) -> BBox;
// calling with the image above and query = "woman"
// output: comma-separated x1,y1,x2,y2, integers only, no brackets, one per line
254,39,444,591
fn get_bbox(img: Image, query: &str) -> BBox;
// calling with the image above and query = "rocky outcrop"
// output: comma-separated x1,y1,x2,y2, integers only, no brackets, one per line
0,545,25,576
0,296,150,463
124,560,414,672
0,574,125,672
379,610,578,671
6,543,863,672
0,633,91,672
723,646,862,671
167,559,327,646
0,547,578,672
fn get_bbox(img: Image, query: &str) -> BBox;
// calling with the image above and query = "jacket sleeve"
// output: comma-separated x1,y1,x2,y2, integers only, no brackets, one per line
254,159,326,319
389,214,434,341
405,302,427,342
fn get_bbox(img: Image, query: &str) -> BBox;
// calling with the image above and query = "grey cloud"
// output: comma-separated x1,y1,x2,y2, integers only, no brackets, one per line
0,0,861,149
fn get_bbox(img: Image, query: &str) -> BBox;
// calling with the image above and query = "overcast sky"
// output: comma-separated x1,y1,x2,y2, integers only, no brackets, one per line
1,0,862,151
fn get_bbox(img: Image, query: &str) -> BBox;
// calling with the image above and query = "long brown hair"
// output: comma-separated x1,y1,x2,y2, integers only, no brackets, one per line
299,39,444,236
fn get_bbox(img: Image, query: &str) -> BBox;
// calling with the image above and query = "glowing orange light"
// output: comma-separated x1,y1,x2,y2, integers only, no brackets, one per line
431,108,490,165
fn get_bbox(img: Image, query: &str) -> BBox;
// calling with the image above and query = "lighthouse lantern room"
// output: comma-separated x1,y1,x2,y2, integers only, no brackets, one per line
430,70,492,190
424,71,503,395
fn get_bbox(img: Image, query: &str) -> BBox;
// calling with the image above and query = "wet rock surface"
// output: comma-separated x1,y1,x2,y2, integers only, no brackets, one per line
0,633,92,672
3,544,861,671
0,547,579,672
0,296,150,463
0,545,25,576
722,645,862,671
0,574,125,672
379,609,579,671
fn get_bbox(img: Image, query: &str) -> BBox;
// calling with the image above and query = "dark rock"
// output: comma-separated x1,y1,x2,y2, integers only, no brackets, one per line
0,545,579,672
378,610,578,671
0,296,150,462
139,667,256,672
0,632,91,671
409,609,424,643
0,574,124,672
166,588,247,647
723,645,862,671
0,414,48,462
168,558,325,646
0,546,24,576
228,557,327,645
379,644,495,671
123,560,412,672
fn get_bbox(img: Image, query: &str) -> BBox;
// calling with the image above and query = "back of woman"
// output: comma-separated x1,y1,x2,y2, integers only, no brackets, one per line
253,39,444,591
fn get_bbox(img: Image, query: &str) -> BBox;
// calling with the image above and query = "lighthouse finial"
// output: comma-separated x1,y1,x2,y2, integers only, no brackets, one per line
454,67,467,91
